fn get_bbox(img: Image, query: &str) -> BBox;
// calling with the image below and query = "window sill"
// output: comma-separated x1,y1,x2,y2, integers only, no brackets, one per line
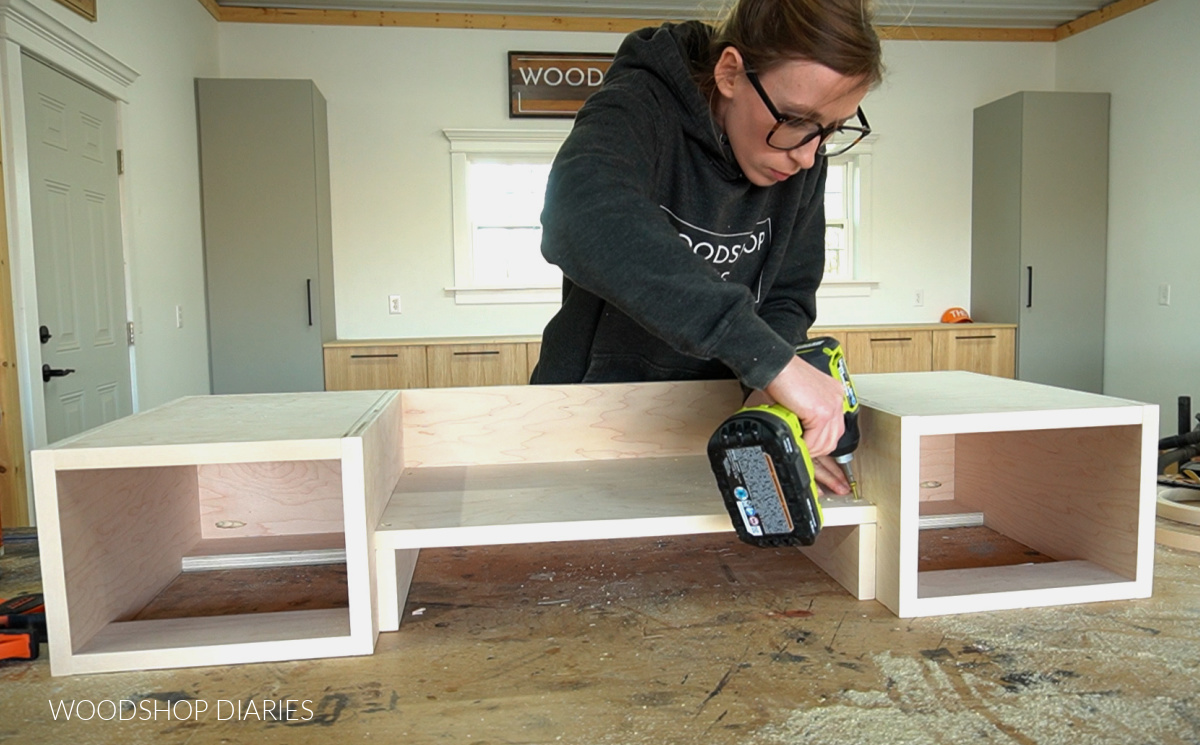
817,280,879,298
446,286,561,305
449,280,876,304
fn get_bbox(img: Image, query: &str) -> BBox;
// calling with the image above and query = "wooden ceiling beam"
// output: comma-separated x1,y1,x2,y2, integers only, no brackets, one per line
1053,0,1159,41
877,26,1054,42
203,1,1157,41
197,0,222,21
216,6,662,31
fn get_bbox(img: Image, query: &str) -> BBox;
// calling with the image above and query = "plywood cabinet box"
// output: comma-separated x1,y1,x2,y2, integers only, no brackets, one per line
31,391,403,676
33,372,1155,675
857,373,1156,616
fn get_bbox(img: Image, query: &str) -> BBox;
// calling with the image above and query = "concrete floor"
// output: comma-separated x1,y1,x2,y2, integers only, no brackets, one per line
3,527,1200,745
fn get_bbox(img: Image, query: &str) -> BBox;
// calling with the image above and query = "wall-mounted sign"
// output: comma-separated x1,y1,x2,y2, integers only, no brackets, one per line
509,52,614,119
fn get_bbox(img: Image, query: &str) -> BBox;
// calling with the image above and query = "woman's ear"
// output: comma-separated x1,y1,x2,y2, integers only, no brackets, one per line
713,46,743,99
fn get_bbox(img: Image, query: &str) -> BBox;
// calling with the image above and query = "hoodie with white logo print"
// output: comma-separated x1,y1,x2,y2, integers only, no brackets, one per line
531,21,828,391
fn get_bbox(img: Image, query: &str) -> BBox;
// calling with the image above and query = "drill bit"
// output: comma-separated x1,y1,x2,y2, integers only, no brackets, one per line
835,454,861,500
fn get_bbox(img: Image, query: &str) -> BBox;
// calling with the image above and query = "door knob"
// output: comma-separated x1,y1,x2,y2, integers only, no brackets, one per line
42,364,76,383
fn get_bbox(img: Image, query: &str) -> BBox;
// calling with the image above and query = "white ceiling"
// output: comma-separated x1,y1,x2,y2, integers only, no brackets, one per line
215,0,1118,28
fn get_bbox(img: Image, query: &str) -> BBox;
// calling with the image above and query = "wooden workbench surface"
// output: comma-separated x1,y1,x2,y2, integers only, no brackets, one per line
4,530,1200,744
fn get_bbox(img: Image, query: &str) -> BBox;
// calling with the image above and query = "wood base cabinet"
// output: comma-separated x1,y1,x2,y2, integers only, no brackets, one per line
930,327,1015,378
323,345,428,391
323,326,1015,391
840,330,933,373
426,343,529,388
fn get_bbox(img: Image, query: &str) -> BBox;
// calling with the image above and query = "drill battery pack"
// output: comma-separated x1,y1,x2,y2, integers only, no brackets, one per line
707,405,823,547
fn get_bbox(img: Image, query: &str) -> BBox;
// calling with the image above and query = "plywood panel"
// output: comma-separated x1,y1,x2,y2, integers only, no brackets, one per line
354,391,404,530
197,460,344,539
377,457,875,549
952,425,1144,579
324,345,428,390
345,390,404,640
856,371,1144,422
380,457,725,548
48,391,390,451
852,406,907,614
918,434,955,501
399,380,745,468
798,524,876,600
916,561,1132,616
375,547,419,633
77,608,353,660
53,465,201,653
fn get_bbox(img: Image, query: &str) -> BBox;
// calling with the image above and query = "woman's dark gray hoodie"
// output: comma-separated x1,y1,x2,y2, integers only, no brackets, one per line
530,21,828,391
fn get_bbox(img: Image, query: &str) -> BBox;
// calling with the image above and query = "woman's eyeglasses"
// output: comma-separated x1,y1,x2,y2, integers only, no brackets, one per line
744,70,871,157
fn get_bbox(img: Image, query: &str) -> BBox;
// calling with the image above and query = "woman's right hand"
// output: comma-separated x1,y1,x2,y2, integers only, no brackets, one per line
762,355,846,456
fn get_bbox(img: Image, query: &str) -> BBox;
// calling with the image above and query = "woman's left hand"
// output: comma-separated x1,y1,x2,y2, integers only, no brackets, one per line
813,455,850,496
742,390,851,496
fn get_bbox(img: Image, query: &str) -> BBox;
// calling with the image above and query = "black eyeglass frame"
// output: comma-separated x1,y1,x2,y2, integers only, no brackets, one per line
744,70,871,156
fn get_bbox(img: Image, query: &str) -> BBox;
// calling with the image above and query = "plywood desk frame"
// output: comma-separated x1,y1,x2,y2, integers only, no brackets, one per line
32,373,1157,675
371,381,880,632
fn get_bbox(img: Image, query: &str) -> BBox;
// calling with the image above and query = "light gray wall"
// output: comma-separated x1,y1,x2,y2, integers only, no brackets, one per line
31,0,220,409
216,23,1054,337
13,3,1183,426
1055,0,1198,434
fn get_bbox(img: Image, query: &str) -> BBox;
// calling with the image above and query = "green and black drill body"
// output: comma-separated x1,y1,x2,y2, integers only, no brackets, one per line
707,337,861,547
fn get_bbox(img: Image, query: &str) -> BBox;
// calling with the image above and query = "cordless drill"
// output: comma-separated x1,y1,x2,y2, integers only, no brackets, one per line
706,336,861,547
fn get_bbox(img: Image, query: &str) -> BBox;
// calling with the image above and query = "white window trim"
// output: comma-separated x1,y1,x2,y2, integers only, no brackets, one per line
819,133,878,298
443,128,567,305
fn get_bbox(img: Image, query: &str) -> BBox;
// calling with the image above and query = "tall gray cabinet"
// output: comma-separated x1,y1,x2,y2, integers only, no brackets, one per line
196,79,336,394
970,91,1109,393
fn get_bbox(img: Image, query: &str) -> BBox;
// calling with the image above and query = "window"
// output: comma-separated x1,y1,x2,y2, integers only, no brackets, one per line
444,129,566,305
820,134,877,298
824,161,852,278
468,160,558,287
444,129,875,304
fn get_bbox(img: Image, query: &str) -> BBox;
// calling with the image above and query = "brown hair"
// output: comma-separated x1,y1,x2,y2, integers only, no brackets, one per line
698,0,883,96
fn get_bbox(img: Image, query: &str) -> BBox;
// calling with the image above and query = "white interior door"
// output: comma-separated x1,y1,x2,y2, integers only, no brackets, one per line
23,52,132,444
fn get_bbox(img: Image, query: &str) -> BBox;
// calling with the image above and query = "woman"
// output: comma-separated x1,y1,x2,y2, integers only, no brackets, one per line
530,0,883,493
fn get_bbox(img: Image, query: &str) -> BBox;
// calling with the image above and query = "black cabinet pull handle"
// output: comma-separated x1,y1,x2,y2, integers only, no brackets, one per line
453,350,500,356
1026,266,1033,308
870,337,913,343
306,279,314,326
956,334,997,340
350,353,399,359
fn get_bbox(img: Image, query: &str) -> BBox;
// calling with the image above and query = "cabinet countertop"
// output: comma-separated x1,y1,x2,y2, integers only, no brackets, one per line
325,335,543,348
324,323,1016,349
